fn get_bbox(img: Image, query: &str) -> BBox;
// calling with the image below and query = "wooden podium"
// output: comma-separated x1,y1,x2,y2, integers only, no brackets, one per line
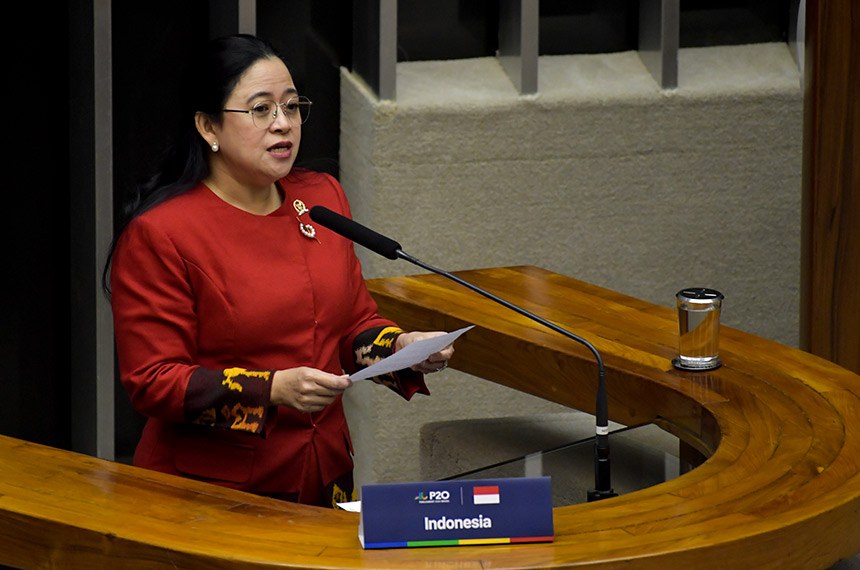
2,266,859,569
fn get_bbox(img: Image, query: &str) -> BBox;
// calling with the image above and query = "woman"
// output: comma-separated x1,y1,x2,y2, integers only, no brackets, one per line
103,34,453,507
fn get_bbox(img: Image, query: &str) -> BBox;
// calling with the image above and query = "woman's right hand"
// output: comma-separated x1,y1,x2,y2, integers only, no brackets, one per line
271,368,352,413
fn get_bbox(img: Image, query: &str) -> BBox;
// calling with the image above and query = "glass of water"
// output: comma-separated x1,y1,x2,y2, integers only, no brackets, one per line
672,288,724,371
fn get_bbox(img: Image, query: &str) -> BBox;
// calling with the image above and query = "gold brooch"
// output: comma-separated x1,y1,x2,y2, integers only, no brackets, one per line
293,199,319,242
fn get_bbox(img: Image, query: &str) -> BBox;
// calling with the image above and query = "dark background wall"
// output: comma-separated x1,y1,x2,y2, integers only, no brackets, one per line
5,6,72,450
2,0,789,458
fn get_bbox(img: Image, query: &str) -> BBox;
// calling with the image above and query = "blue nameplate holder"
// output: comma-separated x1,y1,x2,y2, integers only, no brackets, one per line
359,476,553,549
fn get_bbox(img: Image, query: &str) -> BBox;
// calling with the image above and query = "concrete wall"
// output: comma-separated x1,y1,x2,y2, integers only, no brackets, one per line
339,42,802,489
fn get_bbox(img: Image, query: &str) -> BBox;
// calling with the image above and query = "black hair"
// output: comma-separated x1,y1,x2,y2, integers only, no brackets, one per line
101,34,282,296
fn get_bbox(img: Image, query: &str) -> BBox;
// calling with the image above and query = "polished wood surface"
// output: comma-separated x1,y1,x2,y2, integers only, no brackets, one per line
801,0,860,373
2,266,859,569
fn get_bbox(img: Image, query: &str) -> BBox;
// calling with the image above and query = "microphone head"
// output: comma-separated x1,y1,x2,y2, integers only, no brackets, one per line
309,205,402,260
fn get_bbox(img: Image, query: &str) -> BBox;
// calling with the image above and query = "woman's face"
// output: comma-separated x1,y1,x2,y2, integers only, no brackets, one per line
211,56,302,188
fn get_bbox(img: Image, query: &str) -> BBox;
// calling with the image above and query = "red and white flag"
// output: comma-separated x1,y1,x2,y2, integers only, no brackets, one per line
472,485,500,505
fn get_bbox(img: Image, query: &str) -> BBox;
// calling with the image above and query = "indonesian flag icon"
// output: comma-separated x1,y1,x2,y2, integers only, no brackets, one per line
472,485,500,505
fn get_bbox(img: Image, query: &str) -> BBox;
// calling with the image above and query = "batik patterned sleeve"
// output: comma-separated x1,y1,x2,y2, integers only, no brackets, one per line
184,367,275,434
111,215,276,434
353,326,430,401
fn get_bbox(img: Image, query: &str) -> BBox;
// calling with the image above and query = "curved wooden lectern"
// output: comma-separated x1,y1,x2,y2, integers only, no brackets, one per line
2,266,858,569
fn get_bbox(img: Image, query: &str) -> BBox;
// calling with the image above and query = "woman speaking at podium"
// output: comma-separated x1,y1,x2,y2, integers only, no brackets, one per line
102,34,453,508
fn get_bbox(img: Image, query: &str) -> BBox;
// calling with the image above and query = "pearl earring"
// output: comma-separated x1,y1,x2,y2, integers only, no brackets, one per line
211,142,219,152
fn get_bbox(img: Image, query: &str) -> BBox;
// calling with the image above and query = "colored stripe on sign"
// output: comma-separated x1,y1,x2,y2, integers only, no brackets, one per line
363,536,555,549
473,485,500,504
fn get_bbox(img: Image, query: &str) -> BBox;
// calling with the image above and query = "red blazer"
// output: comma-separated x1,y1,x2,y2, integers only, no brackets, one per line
110,169,427,504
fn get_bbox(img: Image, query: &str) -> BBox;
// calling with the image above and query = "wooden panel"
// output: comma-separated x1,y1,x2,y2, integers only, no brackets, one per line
801,0,860,373
1,266,859,569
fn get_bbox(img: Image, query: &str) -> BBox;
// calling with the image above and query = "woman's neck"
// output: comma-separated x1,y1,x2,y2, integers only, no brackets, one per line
204,178,283,215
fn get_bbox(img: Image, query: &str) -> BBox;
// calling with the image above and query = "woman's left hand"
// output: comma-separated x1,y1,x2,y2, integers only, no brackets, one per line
395,331,455,374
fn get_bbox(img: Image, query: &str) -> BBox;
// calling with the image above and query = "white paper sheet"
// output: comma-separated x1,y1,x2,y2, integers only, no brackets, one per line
349,325,474,381
336,500,361,512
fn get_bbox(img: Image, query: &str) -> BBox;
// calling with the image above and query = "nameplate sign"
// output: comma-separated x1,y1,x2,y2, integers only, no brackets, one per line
359,476,553,549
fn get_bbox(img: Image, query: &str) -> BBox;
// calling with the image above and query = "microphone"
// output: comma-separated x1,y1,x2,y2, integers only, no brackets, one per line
308,204,402,260
309,205,616,502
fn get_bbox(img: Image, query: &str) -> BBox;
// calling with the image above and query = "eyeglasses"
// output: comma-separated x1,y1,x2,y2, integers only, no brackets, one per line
222,96,312,128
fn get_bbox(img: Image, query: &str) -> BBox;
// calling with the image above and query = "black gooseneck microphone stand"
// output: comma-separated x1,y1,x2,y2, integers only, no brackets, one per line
308,205,616,501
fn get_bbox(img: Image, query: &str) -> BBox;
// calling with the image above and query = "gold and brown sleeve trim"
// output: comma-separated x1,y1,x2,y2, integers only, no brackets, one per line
185,367,274,434
352,326,430,400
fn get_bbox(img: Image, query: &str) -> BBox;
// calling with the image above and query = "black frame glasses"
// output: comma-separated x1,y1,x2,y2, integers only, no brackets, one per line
222,96,312,128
